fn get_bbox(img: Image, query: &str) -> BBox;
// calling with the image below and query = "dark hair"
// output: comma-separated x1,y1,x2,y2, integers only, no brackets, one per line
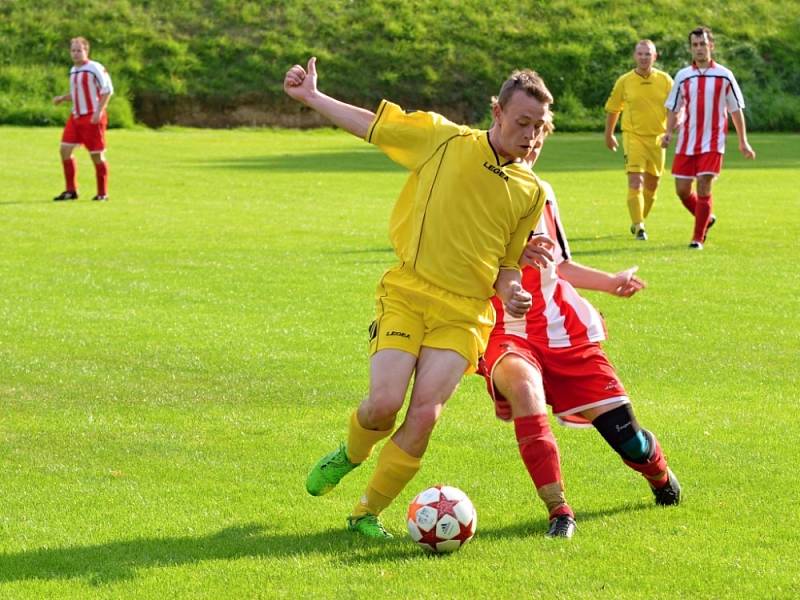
492,69,553,109
688,26,714,45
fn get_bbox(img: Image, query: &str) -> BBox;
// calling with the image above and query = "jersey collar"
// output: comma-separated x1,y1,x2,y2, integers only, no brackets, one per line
485,131,516,167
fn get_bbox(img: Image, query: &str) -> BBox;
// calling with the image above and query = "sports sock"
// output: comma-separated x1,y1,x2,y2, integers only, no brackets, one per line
351,439,420,517
346,410,392,464
627,188,644,225
643,188,656,218
680,191,697,215
692,194,712,243
515,414,571,518
94,161,109,196
62,158,77,192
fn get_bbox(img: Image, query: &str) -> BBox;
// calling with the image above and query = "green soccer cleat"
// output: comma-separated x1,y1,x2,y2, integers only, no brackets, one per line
305,443,358,496
346,514,393,539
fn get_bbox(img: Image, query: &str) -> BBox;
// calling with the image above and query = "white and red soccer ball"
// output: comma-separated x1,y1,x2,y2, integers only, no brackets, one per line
406,485,477,553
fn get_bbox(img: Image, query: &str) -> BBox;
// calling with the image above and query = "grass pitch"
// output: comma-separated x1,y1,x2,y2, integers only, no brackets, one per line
1,126,799,599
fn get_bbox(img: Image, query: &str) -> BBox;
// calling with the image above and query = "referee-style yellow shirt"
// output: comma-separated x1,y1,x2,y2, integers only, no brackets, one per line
367,100,544,300
605,69,673,136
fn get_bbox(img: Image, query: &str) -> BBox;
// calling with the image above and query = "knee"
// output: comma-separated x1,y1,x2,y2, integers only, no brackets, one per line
402,401,442,438
504,378,546,416
495,358,546,416
362,388,404,426
591,404,653,463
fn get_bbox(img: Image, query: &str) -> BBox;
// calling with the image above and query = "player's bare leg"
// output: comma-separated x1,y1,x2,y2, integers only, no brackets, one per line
493,354,576,538
54,143,80,201
348,347,466,538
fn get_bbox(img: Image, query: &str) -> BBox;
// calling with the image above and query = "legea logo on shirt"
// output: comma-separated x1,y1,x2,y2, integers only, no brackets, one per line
483,161,509,182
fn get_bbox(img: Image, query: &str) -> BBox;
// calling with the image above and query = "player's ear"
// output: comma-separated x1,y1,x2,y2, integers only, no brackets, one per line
492,102,502,124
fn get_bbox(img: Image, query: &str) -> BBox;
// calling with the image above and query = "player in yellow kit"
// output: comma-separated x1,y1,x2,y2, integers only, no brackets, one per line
284,57,555,539
604,40,673,240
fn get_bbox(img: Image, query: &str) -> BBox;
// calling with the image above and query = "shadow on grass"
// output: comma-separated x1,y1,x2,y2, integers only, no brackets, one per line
0,501,658,582
0,523,402,585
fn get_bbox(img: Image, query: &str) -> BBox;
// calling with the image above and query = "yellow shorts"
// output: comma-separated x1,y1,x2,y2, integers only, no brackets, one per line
369,265,495,373
623,132,665,177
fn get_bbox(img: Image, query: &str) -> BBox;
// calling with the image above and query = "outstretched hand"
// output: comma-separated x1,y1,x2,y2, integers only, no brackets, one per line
283,57,318,103
609,266,645,297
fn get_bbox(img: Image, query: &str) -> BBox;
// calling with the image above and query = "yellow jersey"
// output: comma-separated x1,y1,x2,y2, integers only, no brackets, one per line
604,69,673,136
367,100,544,300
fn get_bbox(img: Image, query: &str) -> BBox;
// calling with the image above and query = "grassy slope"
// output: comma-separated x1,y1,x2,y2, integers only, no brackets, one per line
1,127,798,598
2,0,799,128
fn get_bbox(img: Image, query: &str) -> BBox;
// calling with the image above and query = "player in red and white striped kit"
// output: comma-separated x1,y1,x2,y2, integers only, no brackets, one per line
479,129,681,539
53,37,114,202
662,26,755,249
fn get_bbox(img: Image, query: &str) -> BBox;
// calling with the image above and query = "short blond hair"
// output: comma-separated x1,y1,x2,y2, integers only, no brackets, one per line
492,69,553,110
70,37,90,53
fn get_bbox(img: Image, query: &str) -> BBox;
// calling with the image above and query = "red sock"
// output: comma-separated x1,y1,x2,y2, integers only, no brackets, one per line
623,437,669,488
680,192,697,215
62,158,77,192
94,161,109,196
692,194,712,242
515,413,573,519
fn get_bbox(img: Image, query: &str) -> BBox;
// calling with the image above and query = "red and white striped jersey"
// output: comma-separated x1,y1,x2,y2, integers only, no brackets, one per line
69,60,114,117
491,181,607,348
665,61,745,155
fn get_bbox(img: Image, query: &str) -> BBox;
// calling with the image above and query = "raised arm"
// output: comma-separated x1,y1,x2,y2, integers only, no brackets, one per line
730,110,756,159
604,112,620,151
283,57,375,139
557,261,645,298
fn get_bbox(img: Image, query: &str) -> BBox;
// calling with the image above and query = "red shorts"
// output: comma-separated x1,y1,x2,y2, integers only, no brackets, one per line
671,152,723,178
61,113,107,152
478,334,628,428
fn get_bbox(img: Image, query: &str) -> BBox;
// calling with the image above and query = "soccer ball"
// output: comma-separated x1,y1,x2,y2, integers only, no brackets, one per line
406,485,477,553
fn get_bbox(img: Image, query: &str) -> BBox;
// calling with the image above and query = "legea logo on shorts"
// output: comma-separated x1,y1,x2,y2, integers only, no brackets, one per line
386,330,411,338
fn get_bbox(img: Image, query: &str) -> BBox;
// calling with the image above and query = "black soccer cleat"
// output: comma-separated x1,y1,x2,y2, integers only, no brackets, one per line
652,468,682,506
545,514,577,539
53,191,78,201
635,228,648,241
688,241,704,250
92,195,109,201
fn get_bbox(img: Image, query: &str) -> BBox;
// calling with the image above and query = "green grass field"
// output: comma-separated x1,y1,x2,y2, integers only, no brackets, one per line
2,126,799,599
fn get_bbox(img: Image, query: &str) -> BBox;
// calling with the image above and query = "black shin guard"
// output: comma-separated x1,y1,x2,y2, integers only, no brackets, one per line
592,404,651,463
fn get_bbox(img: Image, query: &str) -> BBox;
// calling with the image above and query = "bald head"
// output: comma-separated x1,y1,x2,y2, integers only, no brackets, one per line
633,40,657,74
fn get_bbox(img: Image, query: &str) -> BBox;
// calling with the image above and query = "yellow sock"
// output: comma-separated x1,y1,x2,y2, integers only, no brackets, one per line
627,188,644,225
643,188,656,218
346,410,393,464
352,439,421,517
